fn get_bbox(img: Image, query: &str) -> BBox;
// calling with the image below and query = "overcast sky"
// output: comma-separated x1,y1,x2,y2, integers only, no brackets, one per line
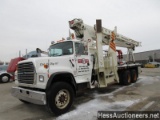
0,0,160,62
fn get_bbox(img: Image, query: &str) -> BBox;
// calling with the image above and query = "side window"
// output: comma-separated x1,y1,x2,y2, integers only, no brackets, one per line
75,43,88,55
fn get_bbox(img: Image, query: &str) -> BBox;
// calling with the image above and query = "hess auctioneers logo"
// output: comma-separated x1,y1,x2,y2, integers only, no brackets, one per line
78,58,89,64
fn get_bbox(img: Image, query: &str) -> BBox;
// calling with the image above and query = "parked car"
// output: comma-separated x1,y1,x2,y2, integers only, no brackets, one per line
148,62,160,68
144,62,160,68
0,65,12,83
144,63,156,68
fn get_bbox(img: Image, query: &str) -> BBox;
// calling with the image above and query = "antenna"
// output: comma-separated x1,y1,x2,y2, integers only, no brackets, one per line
26,49,28,59
19,50,21,57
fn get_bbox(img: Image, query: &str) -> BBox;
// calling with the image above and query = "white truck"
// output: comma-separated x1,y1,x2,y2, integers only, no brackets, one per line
12,18,141,115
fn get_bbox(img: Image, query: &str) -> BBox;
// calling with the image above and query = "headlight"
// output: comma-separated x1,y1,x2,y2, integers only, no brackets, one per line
39,75,44,82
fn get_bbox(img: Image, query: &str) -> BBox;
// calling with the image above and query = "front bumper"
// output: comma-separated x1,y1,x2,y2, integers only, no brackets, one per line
11,87,46,105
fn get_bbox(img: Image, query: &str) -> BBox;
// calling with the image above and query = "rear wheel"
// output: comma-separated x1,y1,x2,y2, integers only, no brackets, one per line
0,74,10,83
122,70,131,85
46,82,74,115
118,71,124,85
131,70,137,83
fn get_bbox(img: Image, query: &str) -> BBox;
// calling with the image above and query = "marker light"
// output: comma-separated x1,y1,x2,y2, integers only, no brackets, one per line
44,64,48,69
71,33,75,39
57,40,64,43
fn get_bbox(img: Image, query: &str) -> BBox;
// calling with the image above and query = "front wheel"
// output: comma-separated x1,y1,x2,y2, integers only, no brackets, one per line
0,74,10,83
46,82,74,115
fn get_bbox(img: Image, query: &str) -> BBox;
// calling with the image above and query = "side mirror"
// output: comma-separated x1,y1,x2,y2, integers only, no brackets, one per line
36,48,42,53
36,48,48,56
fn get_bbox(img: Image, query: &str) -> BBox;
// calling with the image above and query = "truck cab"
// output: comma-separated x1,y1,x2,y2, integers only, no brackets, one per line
12,40,94,115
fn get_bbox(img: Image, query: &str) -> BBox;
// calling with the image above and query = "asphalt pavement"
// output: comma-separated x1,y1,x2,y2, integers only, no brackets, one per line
0,68,160,120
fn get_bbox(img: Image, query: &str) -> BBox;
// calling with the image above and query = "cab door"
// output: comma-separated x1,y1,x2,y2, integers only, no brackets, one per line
74,42,92,83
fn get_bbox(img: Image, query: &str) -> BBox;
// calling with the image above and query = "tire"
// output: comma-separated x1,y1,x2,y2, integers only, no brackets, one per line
46,82,74,115
122,70,131,85
118,71,124,85
0,74,10,83
19,99,30,104
130,70,137,83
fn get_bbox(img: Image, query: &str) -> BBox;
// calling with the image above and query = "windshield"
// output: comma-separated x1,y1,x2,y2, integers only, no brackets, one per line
0,65,8,71
49,41,73,57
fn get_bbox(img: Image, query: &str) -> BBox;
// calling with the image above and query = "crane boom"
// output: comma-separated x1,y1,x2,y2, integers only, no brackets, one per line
69,18,141,49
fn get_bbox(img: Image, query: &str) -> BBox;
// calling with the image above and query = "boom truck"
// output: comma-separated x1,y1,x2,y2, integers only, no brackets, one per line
12,18,141,115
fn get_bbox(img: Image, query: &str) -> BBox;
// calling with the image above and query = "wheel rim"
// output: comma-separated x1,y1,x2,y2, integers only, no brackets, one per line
1,76,9,82
127,74,131,83
55,89,70,109
134,73,137,81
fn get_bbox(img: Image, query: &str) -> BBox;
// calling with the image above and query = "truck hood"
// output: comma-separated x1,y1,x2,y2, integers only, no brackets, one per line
18,56,74,73
18,57,49,65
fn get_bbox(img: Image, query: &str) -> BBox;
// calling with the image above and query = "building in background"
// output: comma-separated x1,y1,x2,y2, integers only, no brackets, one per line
123,49,160,64
0,61,9,65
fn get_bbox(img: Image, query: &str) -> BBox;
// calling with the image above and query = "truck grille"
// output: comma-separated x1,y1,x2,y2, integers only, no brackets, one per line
18,62,35,84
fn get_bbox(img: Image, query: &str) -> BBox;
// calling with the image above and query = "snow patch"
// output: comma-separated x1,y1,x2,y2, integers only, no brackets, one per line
56,99,141,120
94,86,125,98
137,76,160,85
